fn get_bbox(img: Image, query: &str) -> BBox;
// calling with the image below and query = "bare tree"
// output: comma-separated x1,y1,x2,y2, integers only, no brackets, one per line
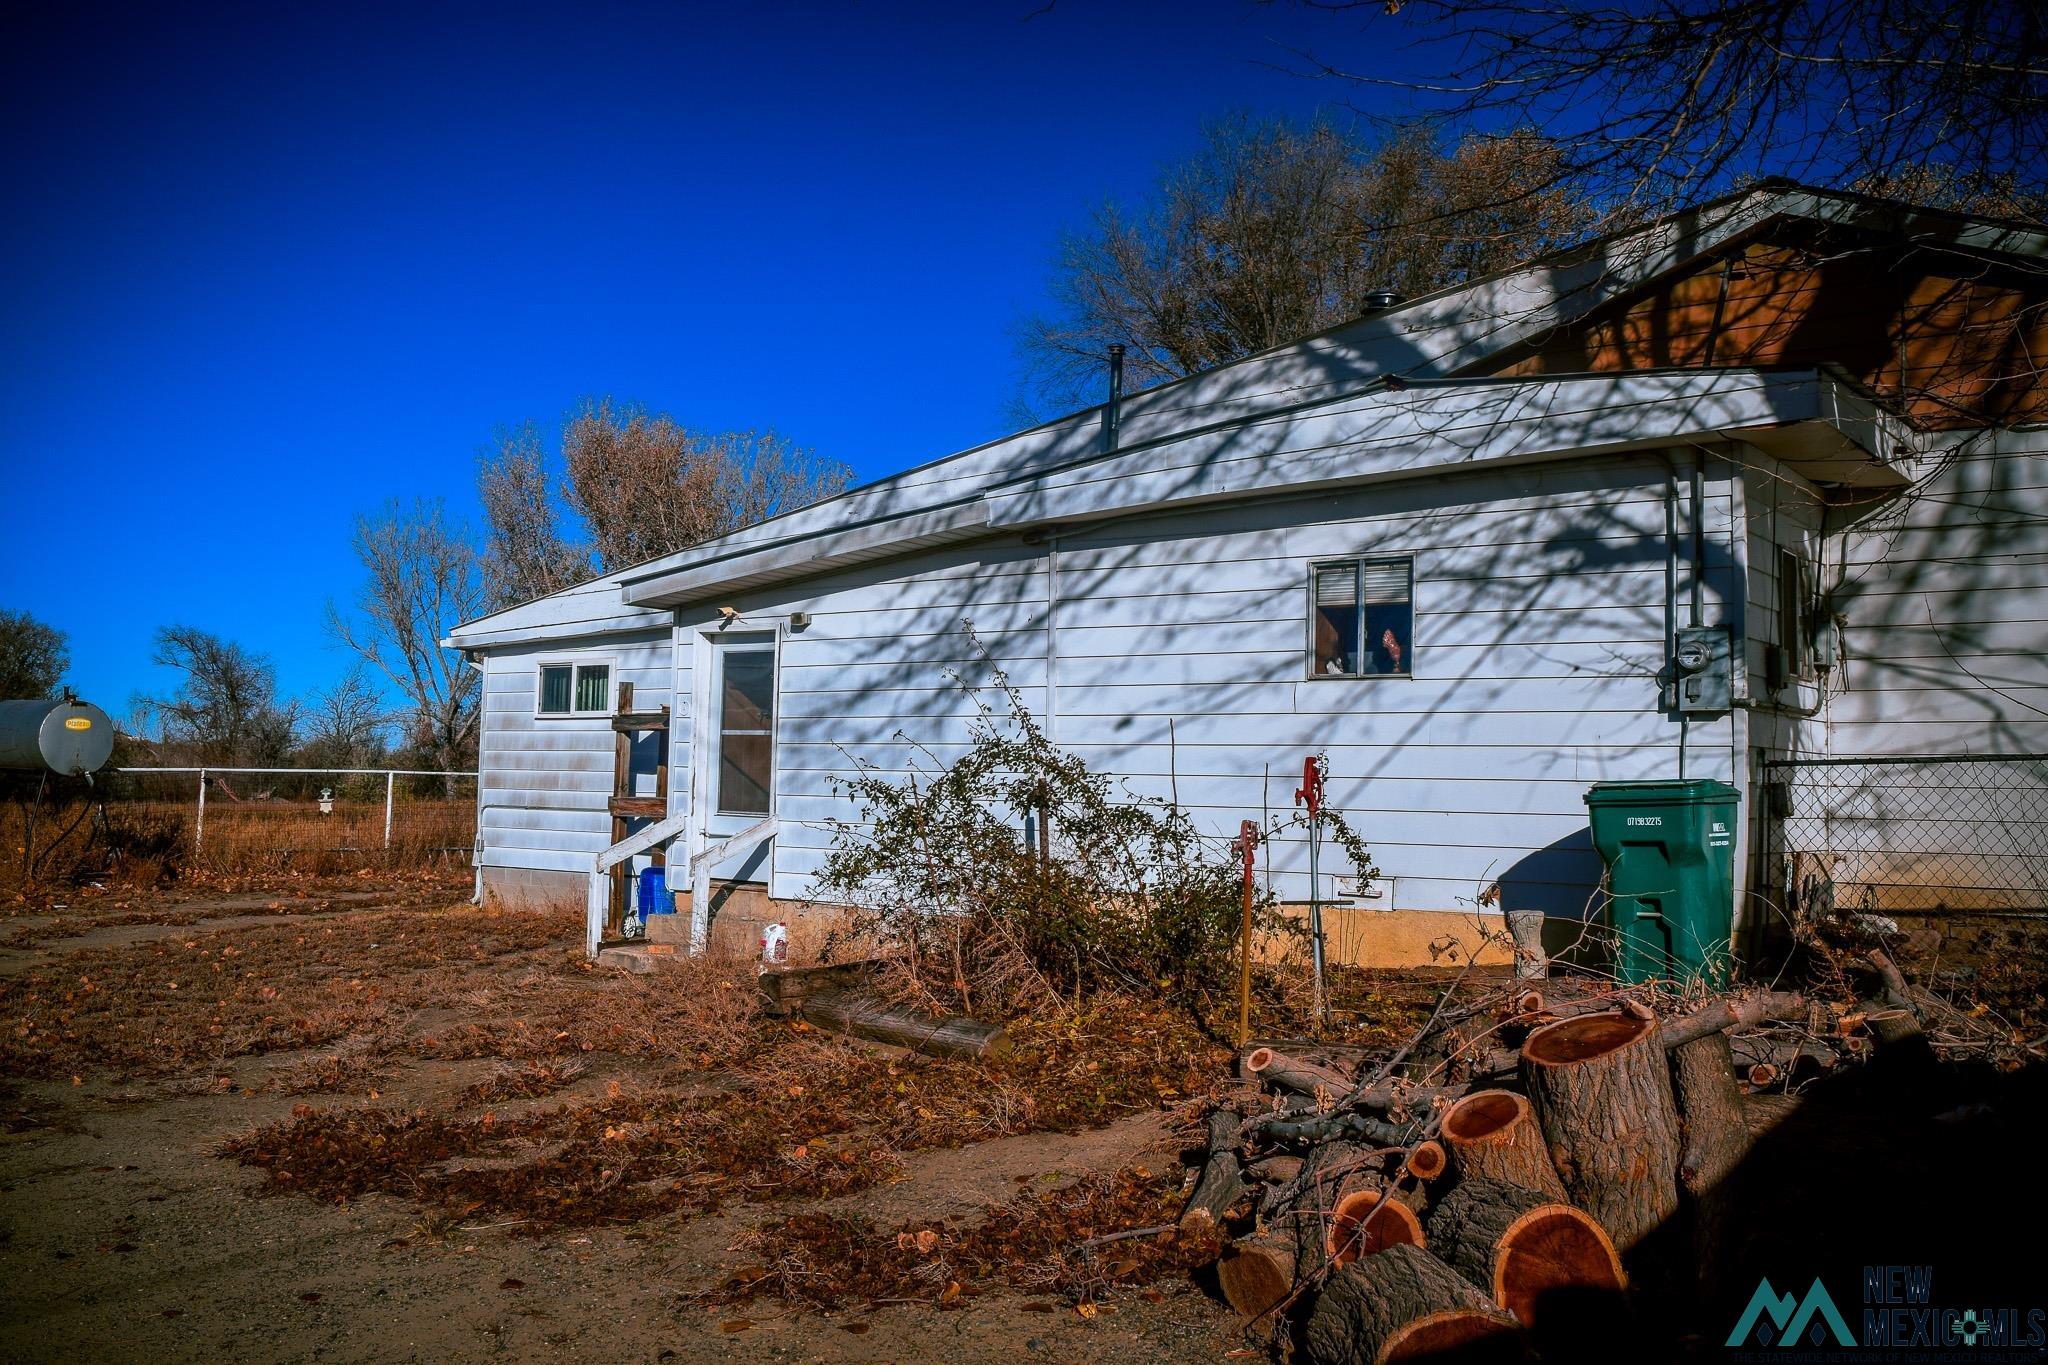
0,609,68,699
559,400,851,573
137,626,299,765
477,422,591,609
299,666,392,770
1013,117,1593,414
1296,0,2047,216
329,500,483,772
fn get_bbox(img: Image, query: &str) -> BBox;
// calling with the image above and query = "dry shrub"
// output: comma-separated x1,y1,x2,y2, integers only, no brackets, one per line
814,656,1368,1019
457,1057,591,1107
268,1040,391,1095
814,691,1266,1016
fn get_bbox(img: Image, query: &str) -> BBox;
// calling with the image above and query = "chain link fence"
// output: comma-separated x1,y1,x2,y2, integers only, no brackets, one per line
5,767,480,888
1764,754,2048,919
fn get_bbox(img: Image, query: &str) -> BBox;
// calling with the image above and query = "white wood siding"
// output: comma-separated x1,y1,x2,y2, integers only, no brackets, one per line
476,632,673,875
675,450,1740,922
1822,431,2048,756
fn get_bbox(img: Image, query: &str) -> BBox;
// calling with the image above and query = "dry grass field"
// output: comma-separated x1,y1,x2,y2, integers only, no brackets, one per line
3,795,475,894
0,872,1443,1362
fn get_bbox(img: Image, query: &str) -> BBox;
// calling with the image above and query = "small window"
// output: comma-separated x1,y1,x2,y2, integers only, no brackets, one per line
1311,557,1413,678
536,661,613,716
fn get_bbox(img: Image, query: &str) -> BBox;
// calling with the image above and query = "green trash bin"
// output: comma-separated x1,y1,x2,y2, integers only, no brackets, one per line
1584,778,1739,986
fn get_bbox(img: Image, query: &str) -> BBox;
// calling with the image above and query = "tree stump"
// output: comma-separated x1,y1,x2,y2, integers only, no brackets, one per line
1427,1177,1626,1329
1217,1230,1296,1319
1328,1186,1427,1268
1671,1032,1750,1302
1305,1243,1523,1365
1520,1011,1682,1255
1440,1090,1568,1202
1286,1141,1380,1279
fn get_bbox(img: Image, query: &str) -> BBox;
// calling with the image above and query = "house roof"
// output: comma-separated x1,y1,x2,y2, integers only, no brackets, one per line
448,182,2035,647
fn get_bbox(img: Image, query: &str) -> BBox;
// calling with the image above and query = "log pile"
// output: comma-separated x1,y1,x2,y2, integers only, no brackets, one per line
1170,966,1979,1359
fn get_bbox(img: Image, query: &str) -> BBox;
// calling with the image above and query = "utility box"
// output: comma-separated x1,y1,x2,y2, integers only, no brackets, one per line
1672,626,1733,713
1585,778,1739,986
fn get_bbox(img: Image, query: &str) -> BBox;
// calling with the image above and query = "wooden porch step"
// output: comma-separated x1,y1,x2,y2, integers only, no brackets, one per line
608,796,668,819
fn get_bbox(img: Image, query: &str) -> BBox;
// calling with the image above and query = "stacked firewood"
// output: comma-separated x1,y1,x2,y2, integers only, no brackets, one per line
1176,973,1943,1362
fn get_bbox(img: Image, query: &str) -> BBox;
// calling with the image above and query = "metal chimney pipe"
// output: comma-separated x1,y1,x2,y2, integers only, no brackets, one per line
1103,343,1126,451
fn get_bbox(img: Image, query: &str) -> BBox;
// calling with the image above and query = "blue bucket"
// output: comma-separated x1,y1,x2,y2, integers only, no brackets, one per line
637,866,675,916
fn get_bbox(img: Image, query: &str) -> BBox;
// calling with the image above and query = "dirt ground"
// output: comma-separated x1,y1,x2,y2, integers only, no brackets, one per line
0,878,1253,1363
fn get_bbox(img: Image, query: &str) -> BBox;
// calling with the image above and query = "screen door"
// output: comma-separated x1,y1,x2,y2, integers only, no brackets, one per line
710,635,776,828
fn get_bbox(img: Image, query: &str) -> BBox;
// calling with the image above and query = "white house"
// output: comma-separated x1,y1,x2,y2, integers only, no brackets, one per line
446,183,2048,965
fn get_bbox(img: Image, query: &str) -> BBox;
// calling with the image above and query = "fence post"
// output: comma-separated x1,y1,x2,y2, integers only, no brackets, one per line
195,769,207,850
384,770,396,849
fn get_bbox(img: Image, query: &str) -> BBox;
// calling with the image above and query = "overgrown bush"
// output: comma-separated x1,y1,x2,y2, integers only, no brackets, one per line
813,660,1375,1018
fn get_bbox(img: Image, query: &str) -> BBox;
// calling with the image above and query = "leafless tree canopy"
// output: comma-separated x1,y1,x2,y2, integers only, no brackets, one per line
137,625,299,765
1300,0,2047,216
475,400,852,606
478,423,591,609
329,500,483,771
1013,117,1593,414
299,666,392,770
561,400,851,574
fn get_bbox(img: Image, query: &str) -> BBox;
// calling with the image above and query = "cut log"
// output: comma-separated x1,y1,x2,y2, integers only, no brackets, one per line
1745,1062,1778,1088
1657,991,1809,1050
1180,1108,1246,1231
1305,1243,1523,1365
1864,1006,1939,1084
1744,1093,1802,1139
1404,1140,1448,1183
1727,1034,1840,1076
1247,1154,1303,1185
1285,1140,1379,1280
756,960,881,1016
1217,1229,1296,1319
1426,1177,1626,1329
1864,949,1916,1012
1345,1080,1456,1122
798,990,1010,1059
1328,1186,1426,1268
1521,1011,1682,1255
1440,1090,1568,1203
1243,1046,1350,1096
1263,1109,1429,1147
1670,1032,1749,1302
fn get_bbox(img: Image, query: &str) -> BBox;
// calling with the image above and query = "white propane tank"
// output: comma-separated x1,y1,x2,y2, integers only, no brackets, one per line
759,921,789,965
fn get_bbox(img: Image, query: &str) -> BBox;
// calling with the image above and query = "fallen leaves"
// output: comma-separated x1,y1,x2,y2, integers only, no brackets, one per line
715,1166,1222,1311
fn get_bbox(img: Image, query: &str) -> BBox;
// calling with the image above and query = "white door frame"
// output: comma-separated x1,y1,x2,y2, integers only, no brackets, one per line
686,626,783,927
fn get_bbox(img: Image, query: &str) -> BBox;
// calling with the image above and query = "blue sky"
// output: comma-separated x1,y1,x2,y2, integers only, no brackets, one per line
0,1,1407,716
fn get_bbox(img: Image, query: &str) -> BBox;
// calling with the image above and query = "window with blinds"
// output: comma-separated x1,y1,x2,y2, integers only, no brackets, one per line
1310,557,1414,678
536,660,614,715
